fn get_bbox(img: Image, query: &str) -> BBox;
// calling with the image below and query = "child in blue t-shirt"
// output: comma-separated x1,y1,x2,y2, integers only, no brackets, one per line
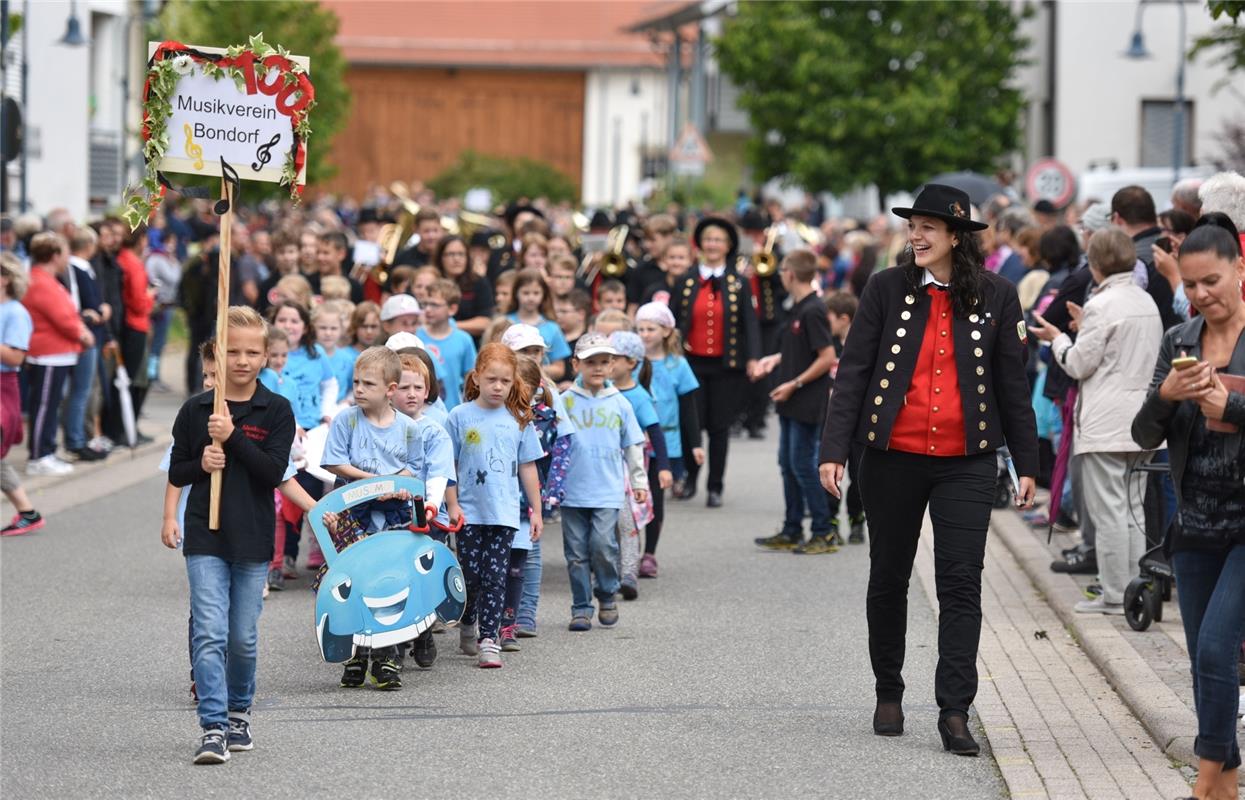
607,332,671,599
446,344,544,669
392,351,459,669
417,279,476,408
313,300,356,405
0,262,41,536
634,303,704,577
258,327,301,409
269,302,337,572
320,346,439,691
505,269,571,381
559,333,649,632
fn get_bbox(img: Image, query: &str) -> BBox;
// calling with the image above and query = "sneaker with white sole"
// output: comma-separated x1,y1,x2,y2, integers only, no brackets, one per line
25,455,72,476
1074,597,1124,615
193,726,230,764
459,622,479,656
227,710,253,751
477,638,502,668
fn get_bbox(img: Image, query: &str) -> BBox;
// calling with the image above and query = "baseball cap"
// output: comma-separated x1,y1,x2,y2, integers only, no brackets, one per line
384,331,425,352
501,323,546,352
380,293,421,321
610,331,645,362
574,331,618,360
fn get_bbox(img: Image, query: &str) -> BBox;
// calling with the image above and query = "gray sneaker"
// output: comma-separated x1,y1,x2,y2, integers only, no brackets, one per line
1074,598,1124,615
478,637,502,668
459,623,479,656
598,601,619,627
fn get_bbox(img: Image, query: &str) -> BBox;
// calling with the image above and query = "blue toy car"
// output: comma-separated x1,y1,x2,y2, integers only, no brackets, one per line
308,477,466,663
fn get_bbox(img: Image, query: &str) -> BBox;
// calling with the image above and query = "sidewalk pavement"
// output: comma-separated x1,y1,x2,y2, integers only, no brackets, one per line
912,515,1192,799
2,351,184,520
988,505,1221,780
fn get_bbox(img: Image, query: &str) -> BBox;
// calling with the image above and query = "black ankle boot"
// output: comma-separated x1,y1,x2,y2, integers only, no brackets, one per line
872,701,904,736
937,715,980,756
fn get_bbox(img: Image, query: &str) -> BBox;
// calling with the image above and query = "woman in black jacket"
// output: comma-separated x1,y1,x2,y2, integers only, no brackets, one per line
1131,216,1245,800
820,184,1038,756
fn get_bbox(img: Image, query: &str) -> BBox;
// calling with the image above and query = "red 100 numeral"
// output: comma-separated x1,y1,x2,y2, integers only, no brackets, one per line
230,51,311,116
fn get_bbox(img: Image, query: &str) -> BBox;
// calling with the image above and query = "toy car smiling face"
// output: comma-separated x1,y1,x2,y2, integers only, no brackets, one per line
315,530,466,662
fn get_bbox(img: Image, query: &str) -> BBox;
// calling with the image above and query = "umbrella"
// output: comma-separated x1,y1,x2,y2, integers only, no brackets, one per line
113,364,137,449
926,172,1007,207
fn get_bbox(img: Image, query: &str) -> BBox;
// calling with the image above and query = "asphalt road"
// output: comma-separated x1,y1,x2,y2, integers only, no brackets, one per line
0,431,1005,799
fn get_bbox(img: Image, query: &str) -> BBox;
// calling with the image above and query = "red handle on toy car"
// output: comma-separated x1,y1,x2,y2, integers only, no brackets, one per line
404,495,465,534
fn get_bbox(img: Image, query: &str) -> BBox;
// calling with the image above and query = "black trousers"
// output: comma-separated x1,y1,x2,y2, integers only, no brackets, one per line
686,356,748,494
858,447,995,720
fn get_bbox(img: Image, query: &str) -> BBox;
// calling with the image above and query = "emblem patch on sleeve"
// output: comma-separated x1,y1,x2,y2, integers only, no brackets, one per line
1016,320,1028,342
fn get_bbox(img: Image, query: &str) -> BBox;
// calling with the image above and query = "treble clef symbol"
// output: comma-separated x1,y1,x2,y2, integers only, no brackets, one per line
183,123,204,170
252,133,281,172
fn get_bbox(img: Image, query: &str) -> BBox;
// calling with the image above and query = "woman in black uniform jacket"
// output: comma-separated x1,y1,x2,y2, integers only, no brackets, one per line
819,184,1039,755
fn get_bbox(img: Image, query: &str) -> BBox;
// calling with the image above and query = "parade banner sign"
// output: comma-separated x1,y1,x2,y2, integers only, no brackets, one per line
122,35,315,529
122,35,314,229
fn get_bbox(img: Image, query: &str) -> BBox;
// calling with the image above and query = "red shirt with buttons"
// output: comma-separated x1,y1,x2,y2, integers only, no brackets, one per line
686,276,726,357
889,285,966,456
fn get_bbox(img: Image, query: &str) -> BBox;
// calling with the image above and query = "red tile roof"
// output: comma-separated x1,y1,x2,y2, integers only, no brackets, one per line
323,0,688,69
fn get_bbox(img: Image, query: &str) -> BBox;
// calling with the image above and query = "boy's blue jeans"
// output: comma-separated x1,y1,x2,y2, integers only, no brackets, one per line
516,535,542,630
778,416,831,537
1173,545,1245,769
186,555,268,730
560,506,620,619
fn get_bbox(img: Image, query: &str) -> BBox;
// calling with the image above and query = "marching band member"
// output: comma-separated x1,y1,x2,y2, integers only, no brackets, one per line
819,184,1038,755
670,217,761,508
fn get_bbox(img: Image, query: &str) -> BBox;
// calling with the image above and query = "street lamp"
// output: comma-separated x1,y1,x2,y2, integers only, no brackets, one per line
60,0,88,47
1125,0,1188,186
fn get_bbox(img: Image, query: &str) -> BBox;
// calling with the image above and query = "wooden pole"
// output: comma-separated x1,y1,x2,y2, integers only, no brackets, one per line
208,176,234,531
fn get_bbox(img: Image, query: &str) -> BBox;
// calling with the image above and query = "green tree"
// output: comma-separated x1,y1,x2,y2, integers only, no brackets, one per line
159,0,350,190
1192,1,1245,74
427,150,578,204
714,1,1030,201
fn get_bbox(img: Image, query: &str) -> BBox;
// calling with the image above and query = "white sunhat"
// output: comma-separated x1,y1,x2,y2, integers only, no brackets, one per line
501,323,547,352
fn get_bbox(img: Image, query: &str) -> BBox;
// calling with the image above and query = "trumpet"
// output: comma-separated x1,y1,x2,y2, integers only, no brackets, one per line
752,227,779,277
600,224,630,279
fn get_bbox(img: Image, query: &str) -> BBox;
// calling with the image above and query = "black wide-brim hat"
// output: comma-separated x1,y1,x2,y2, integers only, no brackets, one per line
503,203,545,231
891,183,988,232
694,216,740,253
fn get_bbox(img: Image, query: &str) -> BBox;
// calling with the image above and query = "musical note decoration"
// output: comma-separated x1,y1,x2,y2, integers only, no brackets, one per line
184,123,205,170
252,133,282,172
214,158,241,216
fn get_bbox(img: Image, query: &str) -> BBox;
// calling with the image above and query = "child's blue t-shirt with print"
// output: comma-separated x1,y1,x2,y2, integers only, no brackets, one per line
322,406,424,477
506,313,571,362
417,326,476,408
446,402,544,530
642,355,699,459
259,368,301,409
0,299,32,374
326,346,357,403
284,344,334,429
560,388,644,509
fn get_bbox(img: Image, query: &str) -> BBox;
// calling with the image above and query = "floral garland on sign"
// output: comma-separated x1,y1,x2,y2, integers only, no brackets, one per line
122,34,314,229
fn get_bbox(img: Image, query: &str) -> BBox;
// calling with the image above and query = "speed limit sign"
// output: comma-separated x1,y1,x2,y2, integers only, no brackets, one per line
1025,158,1077,208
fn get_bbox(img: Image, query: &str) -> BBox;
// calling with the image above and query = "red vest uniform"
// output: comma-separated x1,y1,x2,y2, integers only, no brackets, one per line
889,286,966,456
686,277,726,357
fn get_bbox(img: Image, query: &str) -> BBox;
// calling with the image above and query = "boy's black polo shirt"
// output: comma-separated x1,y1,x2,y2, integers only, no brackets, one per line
776,291,834,426
169,382,295,563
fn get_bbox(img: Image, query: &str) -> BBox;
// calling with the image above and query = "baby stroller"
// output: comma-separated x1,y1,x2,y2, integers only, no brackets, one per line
1122,461,1175,632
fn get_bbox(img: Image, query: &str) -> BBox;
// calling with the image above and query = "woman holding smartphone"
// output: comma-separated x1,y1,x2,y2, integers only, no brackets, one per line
1132,213,1245,800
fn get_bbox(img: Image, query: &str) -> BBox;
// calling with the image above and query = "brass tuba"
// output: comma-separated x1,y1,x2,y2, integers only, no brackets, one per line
374,181,422,283
600,224,630,279
457,210,508,250
752,227,779,277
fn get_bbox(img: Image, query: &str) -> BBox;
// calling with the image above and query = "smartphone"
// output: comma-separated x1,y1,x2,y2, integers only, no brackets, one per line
1155,236,1174,254
1171,356,1200,371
